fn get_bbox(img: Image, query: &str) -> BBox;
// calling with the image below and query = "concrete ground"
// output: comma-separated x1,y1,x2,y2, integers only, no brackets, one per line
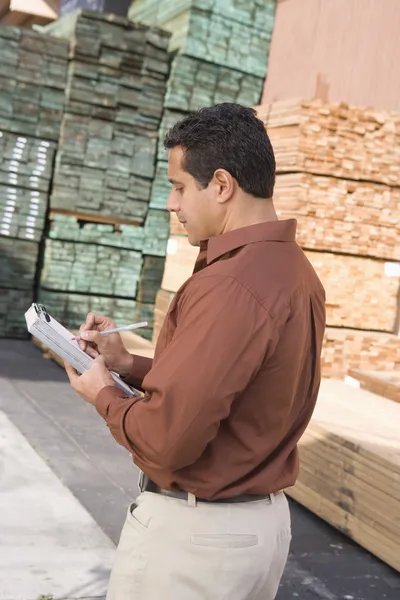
0,339,399,600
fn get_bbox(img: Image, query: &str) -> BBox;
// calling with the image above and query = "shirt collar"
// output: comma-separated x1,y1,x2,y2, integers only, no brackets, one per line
205,219,297,264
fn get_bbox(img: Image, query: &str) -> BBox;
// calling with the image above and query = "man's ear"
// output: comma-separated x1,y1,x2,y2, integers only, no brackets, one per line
212,169,235,204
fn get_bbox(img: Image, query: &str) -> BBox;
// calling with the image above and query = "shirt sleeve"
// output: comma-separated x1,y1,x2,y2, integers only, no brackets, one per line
95,274,281,474
123,354,153,390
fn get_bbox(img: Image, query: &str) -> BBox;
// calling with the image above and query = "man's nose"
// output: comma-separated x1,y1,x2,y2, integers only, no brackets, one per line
166,191,179,213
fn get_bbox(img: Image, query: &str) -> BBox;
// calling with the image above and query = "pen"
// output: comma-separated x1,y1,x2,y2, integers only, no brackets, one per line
72,321,148,341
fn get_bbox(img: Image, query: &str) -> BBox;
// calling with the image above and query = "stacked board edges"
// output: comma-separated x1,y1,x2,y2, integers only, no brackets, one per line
256,99,400,186
129,0,275,78
288,378,400,572
348,369,400,404
0,26,68,140
273,173,400,260
304,251,400,333
41,9,170,222
322,328,400,379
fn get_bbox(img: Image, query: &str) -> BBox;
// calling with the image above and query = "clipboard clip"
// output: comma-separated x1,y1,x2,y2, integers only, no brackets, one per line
33,303,51,323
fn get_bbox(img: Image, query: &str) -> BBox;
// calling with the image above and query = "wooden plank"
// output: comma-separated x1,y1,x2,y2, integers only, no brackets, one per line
129,1,275,77
287,379,400,571
256,99,400,187
273,173,400,260
321,328,400,379
348,369,400,404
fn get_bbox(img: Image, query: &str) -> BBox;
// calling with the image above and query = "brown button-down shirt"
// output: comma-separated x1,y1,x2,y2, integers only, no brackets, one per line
96,219,326,500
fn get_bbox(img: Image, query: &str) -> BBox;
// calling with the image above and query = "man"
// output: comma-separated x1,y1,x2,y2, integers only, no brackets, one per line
65,103,326,600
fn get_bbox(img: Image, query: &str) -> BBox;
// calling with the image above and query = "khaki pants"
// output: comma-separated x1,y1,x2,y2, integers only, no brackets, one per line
107,491,291,600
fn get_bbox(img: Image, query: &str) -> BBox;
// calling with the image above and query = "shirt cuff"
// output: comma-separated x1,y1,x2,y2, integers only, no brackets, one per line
95,385,126,420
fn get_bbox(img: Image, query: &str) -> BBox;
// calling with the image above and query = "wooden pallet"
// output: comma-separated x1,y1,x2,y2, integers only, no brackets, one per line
288,378,400,572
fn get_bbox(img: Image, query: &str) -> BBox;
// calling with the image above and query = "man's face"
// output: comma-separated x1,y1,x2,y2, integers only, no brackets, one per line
166,146,220,246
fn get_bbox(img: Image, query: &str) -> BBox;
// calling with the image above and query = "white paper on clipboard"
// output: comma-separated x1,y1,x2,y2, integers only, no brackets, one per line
25,303,140,398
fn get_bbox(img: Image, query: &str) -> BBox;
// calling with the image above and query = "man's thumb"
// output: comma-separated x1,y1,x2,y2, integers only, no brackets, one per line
93,355,106,367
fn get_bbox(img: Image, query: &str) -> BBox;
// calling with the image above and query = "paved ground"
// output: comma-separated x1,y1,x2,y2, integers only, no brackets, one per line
0,411,114,600
0,339,399,599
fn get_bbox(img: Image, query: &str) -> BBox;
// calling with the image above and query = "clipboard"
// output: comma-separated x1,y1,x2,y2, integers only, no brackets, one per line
25,303,140,398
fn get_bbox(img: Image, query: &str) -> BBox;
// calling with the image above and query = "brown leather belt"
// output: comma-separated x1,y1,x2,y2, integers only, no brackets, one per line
142,477,271,504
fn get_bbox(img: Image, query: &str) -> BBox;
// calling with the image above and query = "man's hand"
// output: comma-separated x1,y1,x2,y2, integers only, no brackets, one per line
78,312,134,378
65,356,115,405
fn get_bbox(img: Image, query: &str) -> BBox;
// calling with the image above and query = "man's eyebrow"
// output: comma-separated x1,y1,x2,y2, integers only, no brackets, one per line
168,178,182,185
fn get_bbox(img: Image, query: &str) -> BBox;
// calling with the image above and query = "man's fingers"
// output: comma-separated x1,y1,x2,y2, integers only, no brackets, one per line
80,329,101,344
64,361,79,382
86,346,99,359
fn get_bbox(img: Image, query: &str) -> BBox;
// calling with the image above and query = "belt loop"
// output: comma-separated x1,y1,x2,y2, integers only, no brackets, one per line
188,492,197,507
138,470,148,493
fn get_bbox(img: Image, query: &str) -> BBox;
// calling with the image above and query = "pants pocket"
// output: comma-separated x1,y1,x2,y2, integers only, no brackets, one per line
190,533,258,548
127,501,152,532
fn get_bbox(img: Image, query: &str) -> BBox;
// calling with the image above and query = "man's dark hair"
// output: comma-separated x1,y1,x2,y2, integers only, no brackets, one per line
164,103,276,199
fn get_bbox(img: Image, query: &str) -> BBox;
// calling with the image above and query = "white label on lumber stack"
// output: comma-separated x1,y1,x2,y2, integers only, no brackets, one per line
167,238,179,255
385,262,400,277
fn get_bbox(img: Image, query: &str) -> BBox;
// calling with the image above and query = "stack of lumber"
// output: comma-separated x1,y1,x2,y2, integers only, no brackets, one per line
348,369,400,404
42,9,170,222
0,131,57,338
38,288,137,331
256,98,400,185
34,10,171,341
322,329,400,379
289,378,400,572
0,25,68,140
273,173,400,260
129,0,275,77
252,98,400,373
304,252,399,332
164,55,263,112
129,0,277,229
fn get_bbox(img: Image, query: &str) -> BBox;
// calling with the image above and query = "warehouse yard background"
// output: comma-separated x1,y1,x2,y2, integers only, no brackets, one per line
0,1,399,598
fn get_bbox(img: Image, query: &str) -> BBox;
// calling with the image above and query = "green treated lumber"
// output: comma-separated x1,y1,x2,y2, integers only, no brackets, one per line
0,237,39,290
0,26,69,140
38,289,137,331
142,207,170,256
48,214,145,251
129,1,276,77
149,160,170,210
132,300,155,340
136,255,166,303
0,287,32,338
40,239,143,298
0,185,47,241
130,0,276,31
165,54,264,113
